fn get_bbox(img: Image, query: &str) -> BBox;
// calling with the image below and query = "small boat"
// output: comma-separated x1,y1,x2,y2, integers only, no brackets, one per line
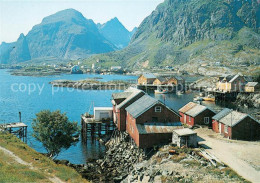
176,91,184,95
155,89,169,94
203,95,215,102
193,96,203,101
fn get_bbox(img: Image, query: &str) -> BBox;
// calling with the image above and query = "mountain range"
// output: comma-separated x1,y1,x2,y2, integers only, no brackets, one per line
0,9,136,64
84,0,260,74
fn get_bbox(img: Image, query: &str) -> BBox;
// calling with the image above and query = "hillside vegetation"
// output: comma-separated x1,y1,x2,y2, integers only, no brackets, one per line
0,132,89,183
83,0,260,75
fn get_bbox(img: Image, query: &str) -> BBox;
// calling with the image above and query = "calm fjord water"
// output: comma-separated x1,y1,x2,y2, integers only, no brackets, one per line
0,69,229,164
0,69,137,164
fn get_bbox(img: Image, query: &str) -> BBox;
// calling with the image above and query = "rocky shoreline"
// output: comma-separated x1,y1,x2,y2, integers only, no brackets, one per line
55,132,147,182
50,79,133,90
236,93,260,109
53,131,247,183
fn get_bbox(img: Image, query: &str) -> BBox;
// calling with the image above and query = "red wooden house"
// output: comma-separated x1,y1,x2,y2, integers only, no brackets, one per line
125,95,182,148
179,102,216,127
112,88,145,131
212,109,260,141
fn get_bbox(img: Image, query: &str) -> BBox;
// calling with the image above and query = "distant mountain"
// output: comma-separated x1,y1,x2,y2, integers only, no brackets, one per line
85,0,260,74
98,17,133,49
1,9,131,64
130,27,138,37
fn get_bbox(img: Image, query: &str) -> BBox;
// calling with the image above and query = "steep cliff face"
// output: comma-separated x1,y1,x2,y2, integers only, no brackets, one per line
85,0,260,71
0,34,31,64
9,34,31,63
133,0,259,45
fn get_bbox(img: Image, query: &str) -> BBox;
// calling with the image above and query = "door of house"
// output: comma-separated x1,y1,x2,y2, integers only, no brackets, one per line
219,123,222,133
184,114,186,123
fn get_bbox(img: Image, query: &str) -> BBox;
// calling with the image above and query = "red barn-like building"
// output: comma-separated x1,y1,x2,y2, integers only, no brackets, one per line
179,102,216,127
125,95,182,148
112,88,145,131
212,109,260,141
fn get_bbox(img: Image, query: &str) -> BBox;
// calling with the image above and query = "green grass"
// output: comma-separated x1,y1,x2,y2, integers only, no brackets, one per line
0,132,89,183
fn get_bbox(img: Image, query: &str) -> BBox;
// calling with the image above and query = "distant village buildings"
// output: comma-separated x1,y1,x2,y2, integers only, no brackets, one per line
138,73,157,85
216,74,258,93
138,73,185,87
244,82,259,93
71,65,83,74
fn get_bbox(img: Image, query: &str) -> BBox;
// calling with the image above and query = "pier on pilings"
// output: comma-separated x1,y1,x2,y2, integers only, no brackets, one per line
81,115,115,143
0,123,28,142
0,112,28,142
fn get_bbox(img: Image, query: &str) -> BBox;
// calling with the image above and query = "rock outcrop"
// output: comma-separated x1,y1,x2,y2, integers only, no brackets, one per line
69,132,146,183
86,0,260,72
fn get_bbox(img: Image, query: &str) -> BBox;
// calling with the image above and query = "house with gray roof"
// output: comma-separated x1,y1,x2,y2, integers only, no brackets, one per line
212,109,260,141
179,102,216,127
125,95,182,148
112,88,145,131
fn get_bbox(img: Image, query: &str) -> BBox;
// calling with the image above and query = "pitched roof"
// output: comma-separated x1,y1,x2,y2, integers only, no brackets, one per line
229,74,240,83
126,95,180,118
173,76,184,81
136,122,183,134
116,89,145,109
179,102,197,113
212,108,233,121
185,105,208,117
219,111,248,127
141,73,156,79
173,128,197,136
245,82,258,87
112,92,132,100
219,74,242,83
179,102,215,117
125,95,158,118
156,76,169,83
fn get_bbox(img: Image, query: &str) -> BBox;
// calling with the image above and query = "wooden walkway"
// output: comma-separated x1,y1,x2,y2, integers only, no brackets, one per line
0,122,28,142
81,115,115,142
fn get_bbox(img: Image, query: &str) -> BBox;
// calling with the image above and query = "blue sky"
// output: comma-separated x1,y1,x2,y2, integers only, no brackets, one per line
0,0,164,43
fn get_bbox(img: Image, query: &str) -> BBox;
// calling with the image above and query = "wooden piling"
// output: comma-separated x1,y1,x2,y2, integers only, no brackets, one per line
81,116,115,143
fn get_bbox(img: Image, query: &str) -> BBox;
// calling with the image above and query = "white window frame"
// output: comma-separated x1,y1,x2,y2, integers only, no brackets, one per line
204,117,210,125
155,106,162,113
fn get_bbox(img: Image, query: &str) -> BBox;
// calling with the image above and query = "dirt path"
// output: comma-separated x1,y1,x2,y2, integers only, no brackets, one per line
195,128,260,183
0,146,65,183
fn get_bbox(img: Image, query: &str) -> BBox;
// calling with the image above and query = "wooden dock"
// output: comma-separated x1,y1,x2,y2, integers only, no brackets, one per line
0,122,28,142
81,115,115,142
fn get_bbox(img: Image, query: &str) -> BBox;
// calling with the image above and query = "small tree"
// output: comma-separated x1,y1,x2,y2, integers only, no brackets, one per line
32,110,79,158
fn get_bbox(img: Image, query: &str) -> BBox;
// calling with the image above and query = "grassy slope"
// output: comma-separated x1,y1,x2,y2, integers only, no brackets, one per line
0,132,89,183
82,27,260,75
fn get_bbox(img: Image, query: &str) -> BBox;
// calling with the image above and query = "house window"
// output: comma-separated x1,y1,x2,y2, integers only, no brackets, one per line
204,117,209,125
155,106,162,112
224,125,228,133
